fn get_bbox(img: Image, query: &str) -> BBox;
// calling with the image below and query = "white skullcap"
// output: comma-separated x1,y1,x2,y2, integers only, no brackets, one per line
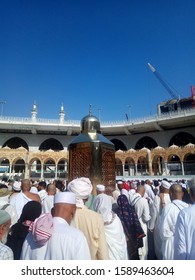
161,180,171,190
117,181,123,184
30,186,38,194
0,209,11,225
96,184,105,192
54,192,76,205
13,181,21,191
67,177,93,208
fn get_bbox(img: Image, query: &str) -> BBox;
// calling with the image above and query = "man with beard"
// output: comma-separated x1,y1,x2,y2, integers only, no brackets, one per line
0,210,13,259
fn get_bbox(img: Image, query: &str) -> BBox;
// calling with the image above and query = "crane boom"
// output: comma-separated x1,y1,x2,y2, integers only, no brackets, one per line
147,63,178,100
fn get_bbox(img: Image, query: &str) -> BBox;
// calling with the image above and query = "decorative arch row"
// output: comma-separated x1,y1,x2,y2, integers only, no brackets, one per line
0,145,195,179
2,132,195,152
115,146,195,176
0,150,68,180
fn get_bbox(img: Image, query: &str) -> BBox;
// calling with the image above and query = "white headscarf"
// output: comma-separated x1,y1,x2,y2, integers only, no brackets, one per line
94,193,113,223
67,177,93,208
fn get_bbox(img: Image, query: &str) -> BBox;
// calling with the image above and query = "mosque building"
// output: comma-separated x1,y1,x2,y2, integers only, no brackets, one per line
0,102,195,181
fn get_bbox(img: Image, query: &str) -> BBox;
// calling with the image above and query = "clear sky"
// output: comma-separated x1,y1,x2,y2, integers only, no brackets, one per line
0,0,195,121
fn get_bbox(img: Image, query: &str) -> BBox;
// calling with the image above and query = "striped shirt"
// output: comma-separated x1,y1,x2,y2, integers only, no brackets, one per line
0,242,14,260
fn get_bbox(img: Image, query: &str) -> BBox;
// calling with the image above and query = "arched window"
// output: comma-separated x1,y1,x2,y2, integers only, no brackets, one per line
184,154,195,175
111,139,127,151
39,138,64,151
2,137,29,150
135,136,158,150
169,132,195,147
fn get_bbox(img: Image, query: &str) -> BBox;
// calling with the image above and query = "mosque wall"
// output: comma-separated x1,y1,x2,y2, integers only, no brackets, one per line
107,127,195,150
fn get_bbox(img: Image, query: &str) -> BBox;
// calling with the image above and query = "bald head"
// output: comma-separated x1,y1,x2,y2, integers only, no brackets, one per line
21,179,31,192
169,184,183,201
47,183,56,195
53,203,76,224
136,184,145,197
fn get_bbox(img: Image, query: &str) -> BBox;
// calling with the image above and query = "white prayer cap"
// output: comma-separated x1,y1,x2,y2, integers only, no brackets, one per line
117,181,123,184
67,177,93,199
161,180,171,190
30,186,38,194
96,184,105,192
13,181,21,191
0,209,11,225
54,192,76,205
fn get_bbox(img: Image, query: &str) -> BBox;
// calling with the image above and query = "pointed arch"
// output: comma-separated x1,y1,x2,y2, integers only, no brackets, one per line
169,132,195,147
135,136,157,150
2,137,29,150
39,138,64,151
110,139,127,151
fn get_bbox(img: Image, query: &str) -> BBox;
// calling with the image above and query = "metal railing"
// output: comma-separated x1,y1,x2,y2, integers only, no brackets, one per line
0,107,194,127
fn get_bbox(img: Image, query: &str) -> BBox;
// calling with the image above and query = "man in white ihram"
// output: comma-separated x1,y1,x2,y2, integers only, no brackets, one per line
174,177,195,260
159,183,188,260
21,191,91,260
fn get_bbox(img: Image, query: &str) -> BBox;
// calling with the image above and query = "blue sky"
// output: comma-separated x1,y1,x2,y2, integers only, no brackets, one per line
0,0,195,121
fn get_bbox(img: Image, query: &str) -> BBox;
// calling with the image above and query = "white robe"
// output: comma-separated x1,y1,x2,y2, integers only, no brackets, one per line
148,193,171,260
174,203,195,260
42,195,54,214
11,192,31,218
44,217,91,260
21,217,91,260
38,189,47,202
144,183,155,202
159,199,189,260
104,214,128,260
130,193,151,260
94,193,128,260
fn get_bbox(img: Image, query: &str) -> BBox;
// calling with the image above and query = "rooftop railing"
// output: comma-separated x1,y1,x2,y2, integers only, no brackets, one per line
0,107,194,127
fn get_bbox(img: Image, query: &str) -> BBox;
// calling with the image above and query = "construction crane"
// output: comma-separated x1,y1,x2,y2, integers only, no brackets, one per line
147,63,179,100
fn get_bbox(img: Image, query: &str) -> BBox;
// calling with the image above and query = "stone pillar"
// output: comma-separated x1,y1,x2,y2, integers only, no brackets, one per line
9,164,12,178
122,164,125,176
55,163,58,179
158,159,162,175
181,161,185,176
165,162,168,176
135,163,138,176
147,150,153,176
25,163,29,179
65,161,68,172
41,164,44,180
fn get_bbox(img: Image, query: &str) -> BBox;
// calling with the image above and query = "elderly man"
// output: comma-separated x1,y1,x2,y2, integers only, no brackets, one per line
0,210,14,259
67,177,109,259
21,192,91,260
159,183,188,260
174,177,195,259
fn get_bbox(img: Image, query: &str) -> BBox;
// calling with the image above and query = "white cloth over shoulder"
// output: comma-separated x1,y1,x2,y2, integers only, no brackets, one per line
11,192,31,218
44,217,91,260
174,203,195,260
21,217,91,260
159,199,189,260
94,193,128,260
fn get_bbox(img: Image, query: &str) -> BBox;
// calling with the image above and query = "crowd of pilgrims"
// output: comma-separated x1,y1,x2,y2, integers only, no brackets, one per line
0,175,195,260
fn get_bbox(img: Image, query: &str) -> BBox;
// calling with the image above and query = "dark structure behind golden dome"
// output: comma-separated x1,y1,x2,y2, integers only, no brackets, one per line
68,105,115,194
